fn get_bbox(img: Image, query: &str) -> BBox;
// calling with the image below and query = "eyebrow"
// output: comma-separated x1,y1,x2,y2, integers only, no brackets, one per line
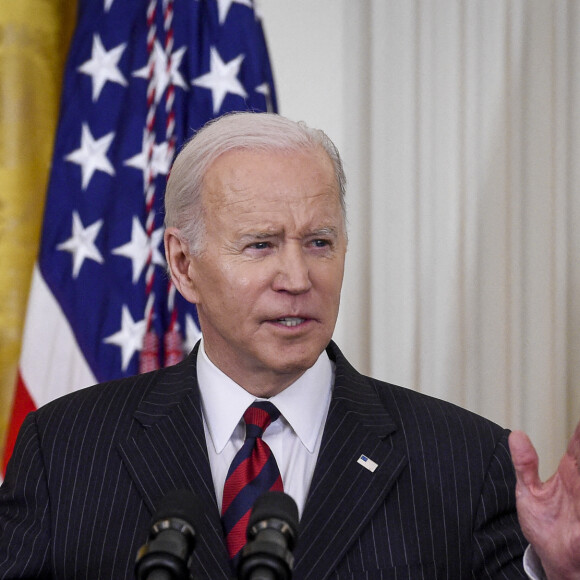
238,230,280,242
239,227,339,242
309,227,339,238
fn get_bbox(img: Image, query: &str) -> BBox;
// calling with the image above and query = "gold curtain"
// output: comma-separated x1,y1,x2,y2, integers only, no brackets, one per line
0,0,76,458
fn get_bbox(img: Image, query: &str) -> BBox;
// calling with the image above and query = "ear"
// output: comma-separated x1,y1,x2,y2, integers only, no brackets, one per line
164,227,200,304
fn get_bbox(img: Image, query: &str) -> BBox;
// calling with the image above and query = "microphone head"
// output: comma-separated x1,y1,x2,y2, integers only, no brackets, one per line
135,489,201,579
239,492,299,580
149,489,201,550
247,491,299,545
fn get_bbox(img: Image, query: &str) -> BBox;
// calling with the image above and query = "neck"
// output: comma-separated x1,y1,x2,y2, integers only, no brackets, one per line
201,344,310,397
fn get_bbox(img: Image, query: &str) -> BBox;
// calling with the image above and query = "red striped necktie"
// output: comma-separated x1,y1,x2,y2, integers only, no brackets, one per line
221,401,284,563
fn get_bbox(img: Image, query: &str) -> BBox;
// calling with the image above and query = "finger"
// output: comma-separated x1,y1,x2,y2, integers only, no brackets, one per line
509,430,541,488
566,418,580,462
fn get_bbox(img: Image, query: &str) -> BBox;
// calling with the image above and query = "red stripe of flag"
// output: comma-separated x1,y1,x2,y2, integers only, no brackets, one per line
3,372,36,473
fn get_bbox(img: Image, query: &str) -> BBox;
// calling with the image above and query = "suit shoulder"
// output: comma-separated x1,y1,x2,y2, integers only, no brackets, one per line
31,355,196,437
329,340,506,441
371,376,509,449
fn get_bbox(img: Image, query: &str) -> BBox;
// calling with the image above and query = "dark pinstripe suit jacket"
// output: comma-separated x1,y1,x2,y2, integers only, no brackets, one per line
0,342,527,579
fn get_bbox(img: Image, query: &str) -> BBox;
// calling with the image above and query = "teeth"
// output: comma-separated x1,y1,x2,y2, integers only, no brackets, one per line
277,317,305,327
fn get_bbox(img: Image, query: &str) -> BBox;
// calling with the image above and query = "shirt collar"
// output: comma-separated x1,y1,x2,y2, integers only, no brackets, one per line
197,338,333,454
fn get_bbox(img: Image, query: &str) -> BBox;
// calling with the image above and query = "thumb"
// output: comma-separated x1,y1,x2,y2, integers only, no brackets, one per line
509,430,541,489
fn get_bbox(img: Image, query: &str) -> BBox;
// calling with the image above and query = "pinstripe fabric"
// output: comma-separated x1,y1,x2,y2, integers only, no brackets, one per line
296,346,528,579
0,342,527,579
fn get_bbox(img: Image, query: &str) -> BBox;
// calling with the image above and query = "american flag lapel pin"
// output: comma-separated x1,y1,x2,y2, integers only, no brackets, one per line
357,454,378,472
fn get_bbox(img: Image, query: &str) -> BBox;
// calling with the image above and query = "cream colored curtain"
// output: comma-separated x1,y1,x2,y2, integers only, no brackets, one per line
334,0,580,477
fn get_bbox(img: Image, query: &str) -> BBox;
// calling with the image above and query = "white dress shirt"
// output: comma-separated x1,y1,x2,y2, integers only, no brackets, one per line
524,547,544,579
196,339,333,517
197,340,543,577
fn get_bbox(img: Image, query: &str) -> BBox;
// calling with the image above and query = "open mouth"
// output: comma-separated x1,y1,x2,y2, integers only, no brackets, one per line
275,317,306,327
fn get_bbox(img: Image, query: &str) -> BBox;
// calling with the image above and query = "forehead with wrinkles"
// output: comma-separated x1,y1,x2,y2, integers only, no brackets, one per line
200,146,340,214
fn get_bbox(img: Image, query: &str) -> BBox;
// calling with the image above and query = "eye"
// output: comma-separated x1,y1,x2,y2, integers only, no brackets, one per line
243,240,275,254
310,239,331,248
249,241,272,250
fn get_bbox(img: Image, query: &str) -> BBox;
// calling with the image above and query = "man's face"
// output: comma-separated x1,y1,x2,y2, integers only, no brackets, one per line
176,147,346,395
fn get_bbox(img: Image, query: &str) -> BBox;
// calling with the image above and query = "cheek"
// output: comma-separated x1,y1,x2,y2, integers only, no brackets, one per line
212,270,266,309
232,262,275,291
318,264,345,294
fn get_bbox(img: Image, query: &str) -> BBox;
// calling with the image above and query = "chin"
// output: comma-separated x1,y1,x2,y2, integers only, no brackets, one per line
269,351,322,376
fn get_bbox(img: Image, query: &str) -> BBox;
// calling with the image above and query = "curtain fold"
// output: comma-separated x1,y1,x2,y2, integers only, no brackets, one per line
334,0,580,477
0,0,76,458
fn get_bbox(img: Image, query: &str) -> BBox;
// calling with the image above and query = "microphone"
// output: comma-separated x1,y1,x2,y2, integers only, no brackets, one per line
238,491,299,580
135,489,200,580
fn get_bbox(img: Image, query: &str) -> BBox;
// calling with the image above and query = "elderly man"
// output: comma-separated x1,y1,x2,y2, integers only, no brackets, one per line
0,112,579,579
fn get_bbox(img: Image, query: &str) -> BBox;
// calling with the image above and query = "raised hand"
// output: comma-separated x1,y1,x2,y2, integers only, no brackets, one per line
509,421,580,579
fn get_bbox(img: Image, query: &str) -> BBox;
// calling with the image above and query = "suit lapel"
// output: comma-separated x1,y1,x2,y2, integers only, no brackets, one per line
117,345,232,579
294,343,408,580
116,341,407,580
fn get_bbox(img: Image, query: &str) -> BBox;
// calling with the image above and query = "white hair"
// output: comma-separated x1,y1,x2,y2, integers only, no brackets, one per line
164,112,347,254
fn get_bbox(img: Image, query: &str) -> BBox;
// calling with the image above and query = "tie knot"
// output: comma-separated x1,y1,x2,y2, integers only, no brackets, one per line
243,401,280,437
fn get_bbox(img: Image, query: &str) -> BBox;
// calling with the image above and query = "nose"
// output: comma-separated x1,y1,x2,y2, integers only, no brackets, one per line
272,243,312,294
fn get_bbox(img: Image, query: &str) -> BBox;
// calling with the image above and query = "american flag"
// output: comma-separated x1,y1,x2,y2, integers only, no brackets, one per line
2,0,277,472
